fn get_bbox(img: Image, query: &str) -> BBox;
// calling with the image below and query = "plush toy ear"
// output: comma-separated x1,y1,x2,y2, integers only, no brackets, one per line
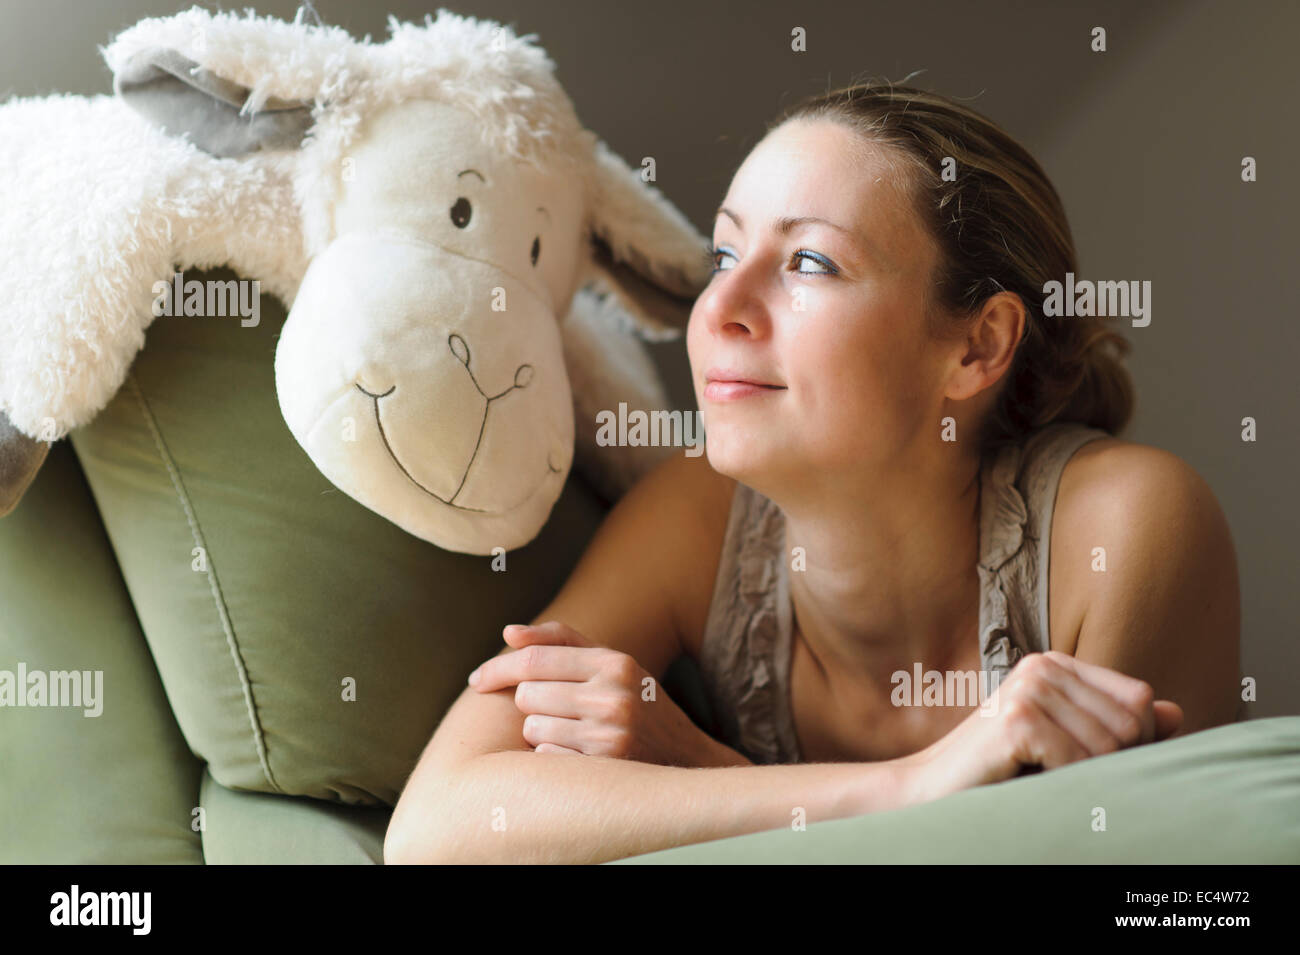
0,412,49,518
583,139,713,342
113,46,314,157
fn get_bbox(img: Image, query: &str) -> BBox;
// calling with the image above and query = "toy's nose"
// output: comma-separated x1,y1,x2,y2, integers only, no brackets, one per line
447,333,534,397
448,333,469,366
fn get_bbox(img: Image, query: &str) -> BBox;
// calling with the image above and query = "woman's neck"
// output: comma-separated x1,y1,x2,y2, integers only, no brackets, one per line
772,447,984,694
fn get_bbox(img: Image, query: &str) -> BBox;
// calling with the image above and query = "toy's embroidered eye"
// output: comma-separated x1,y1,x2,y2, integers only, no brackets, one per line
530,236,541,267
450,197,472,228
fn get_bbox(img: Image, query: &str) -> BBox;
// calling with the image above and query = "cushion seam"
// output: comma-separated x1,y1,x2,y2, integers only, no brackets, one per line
126,373,285,795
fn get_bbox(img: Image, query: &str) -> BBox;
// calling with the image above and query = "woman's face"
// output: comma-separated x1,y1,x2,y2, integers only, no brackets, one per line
687,118,955,488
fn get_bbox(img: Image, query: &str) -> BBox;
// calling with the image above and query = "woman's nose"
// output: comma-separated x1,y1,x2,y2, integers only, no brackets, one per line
695,263,770,339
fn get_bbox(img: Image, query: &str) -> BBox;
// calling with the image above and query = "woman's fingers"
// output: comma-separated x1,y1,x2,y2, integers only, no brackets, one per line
1005,696,1091,770
470,644,604,693
520,714,584,751
1030,656,1148,748
503,620,591,649
1026,652,1157,744
1023,677,1124,758
534,743,582,755
1153,700,1184,740
512,680,589,720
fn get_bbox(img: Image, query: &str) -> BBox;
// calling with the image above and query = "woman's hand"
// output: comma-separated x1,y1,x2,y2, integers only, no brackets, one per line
899,650,1184,805
467,620,719,767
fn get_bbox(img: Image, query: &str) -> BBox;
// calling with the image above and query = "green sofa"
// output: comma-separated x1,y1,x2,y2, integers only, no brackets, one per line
2,272,1297,864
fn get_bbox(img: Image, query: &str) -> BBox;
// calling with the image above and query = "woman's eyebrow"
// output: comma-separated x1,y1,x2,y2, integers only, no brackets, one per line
715,206,887,265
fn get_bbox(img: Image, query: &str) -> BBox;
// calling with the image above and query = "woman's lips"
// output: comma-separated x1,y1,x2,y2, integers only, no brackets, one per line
703,380,787,401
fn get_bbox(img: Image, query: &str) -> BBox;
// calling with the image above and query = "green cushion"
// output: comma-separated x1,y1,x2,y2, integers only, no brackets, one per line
67,267,607,808
0,442,204,863
199,768,387,864
612,716,1300,864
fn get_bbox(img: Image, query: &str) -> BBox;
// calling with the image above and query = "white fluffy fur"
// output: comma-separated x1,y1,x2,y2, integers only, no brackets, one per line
0,5,708,452
100,7,597,260
0,92,306,436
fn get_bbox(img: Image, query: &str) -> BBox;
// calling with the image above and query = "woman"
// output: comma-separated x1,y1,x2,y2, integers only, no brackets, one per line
385,82,1242,865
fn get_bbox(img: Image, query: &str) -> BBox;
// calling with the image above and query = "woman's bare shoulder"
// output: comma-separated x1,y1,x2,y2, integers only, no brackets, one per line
1049,437,1230,653
1049,436,1241,731
1054,437,1220,550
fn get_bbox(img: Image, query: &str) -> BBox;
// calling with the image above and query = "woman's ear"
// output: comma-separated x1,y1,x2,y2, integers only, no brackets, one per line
947,291,1026,401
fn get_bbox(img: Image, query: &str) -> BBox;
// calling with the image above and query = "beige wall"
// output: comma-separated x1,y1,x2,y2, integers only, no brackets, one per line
4,0,1293,714
1032,1,1299,718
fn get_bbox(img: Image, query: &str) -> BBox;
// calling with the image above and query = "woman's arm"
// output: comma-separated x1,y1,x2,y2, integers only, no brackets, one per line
385,450,919,863
385,688,920,864
387,646,1182,863
1052,442,1243,733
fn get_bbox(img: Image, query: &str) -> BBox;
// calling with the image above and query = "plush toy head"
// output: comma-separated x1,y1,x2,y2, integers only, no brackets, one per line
0,6,710,553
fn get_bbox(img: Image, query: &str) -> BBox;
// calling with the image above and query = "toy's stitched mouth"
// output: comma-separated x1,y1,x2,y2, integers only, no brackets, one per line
355,334,562,514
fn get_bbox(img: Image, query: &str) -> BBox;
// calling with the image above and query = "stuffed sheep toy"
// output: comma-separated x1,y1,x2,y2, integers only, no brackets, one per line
0,5,711,554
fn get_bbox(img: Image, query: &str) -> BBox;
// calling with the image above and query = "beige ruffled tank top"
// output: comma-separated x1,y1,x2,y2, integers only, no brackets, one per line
696,421,1113,765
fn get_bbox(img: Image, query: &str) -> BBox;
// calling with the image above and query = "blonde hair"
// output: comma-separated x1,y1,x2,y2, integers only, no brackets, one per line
766,79,1134,452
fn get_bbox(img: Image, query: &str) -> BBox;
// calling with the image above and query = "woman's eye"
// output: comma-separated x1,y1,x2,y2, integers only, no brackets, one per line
793,250,836,274
708,246,836,276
